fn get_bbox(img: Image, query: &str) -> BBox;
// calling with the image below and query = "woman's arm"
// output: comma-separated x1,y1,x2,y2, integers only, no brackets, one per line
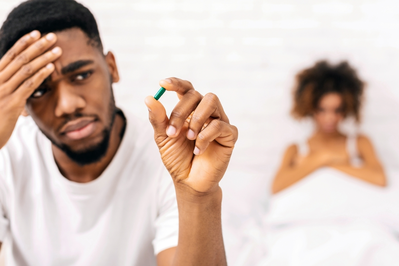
272,144,327,194
331,135,387,187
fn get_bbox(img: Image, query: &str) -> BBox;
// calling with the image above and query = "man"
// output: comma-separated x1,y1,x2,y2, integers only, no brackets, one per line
0,0,238,265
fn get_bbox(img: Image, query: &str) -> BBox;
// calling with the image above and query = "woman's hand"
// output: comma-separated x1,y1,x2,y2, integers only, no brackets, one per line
316,149,350,166
145,78,238,194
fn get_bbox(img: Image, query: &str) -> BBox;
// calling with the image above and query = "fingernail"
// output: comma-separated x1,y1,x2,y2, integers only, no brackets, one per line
163,78,172,84
30,31,39,38
194,147,200,155
166,126,176,137
46,33,55,41
46,63,54,69
187,129,195,139
52,47,61,54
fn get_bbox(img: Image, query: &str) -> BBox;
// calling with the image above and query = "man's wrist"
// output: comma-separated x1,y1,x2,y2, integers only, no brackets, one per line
174,183,223,206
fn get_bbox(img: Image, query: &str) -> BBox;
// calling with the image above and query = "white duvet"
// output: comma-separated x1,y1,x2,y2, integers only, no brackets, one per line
256,167,399,266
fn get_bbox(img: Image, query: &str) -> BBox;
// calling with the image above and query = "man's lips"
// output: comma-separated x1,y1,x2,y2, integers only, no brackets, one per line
60,117,97,140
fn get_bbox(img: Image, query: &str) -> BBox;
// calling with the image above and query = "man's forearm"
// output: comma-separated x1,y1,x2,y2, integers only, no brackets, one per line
172,185,227,266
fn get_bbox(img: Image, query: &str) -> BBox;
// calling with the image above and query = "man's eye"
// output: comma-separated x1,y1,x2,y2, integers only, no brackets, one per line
30,88,48,98
74,71,93,81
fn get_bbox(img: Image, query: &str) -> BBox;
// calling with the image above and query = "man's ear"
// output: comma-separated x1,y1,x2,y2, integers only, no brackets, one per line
105,51,120,83
21,107,29,117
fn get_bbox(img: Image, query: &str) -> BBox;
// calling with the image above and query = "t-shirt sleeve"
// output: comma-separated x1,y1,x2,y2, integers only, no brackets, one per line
0,151,10,242
152,169,179,255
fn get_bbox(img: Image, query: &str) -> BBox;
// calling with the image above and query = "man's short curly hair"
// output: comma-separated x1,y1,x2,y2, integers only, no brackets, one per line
291,60,364,122
0,0,103,59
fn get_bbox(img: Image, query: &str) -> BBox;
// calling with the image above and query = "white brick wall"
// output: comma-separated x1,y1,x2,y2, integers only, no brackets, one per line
1,1,399,264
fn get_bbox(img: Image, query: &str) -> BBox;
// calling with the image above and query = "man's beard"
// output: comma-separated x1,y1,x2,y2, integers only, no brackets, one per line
42,90,117,166
55,126,113,166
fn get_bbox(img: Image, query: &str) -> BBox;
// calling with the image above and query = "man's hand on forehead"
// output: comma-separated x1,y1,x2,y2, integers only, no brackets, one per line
0,30,62,149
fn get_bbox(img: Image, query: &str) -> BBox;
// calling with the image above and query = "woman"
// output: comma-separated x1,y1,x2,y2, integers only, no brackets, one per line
272,60,386,194
259,61,399,266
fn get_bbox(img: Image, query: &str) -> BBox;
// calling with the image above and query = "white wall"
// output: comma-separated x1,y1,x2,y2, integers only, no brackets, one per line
1,0,399,264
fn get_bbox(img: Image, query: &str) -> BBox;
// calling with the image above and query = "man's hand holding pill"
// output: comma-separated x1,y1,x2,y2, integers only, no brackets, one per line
145,77,238,194
145,77,238,266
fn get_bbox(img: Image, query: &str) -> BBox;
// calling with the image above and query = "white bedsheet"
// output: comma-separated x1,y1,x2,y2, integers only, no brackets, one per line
266,168,399,227
231,167,399,266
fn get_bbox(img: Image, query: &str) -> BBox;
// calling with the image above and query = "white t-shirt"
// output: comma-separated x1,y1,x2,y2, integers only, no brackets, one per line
0,110,179,266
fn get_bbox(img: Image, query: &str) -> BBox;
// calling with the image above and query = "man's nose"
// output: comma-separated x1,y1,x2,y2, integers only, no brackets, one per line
54,82,86,117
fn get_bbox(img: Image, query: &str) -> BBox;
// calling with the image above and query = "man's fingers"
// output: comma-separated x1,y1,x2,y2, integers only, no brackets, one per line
0,30,40,73
167,90,202,138
144,96,169,141
159,77,195,99
14,63,55,100
0,33,57,84
187,93,229,140
5,46,62,94
193,119,238,155
151,78,236,154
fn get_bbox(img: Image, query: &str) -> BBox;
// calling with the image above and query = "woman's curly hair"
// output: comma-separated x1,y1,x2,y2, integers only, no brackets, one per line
291,60,365,122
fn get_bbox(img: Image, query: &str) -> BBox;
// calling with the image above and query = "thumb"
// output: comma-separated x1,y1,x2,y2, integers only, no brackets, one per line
144,96,169,140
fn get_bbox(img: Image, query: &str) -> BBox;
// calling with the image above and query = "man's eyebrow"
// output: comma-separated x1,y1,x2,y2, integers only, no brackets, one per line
61,60,94,75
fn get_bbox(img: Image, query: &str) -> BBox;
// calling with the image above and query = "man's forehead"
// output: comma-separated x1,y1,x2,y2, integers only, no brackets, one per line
50,28,102,72
52,28,101,58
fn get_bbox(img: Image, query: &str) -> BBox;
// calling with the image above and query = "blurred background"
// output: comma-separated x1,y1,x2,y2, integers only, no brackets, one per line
1,0,399,265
